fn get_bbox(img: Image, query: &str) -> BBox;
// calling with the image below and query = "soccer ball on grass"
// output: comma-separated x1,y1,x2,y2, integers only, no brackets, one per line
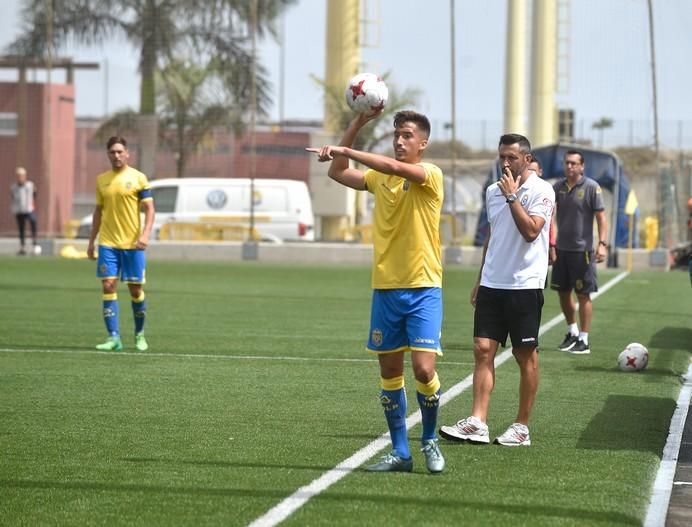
617,342,649,371
345,73,388,114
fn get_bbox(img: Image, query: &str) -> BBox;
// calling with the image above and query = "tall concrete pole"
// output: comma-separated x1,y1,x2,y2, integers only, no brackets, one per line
504,0,527,135
529,0,557,146
324,0,360,133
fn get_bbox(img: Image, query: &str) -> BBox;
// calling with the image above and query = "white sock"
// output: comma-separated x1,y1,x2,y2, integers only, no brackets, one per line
579,332,589,345
568,323,579,336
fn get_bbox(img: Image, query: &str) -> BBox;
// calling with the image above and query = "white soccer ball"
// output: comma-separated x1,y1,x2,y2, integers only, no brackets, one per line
32,244,42,255
617,342,649,371
345,73,388,114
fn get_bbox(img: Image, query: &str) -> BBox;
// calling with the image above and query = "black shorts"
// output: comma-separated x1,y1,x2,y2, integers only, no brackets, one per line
473,287,544,349
550,249,598,294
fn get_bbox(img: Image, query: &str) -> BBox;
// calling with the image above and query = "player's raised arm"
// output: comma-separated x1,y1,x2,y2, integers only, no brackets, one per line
306,112,380,190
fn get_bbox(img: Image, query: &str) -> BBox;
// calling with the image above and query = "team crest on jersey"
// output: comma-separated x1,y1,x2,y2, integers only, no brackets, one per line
542,198,553,214
403,181,410,191
126,182,132,190
372,328,383,347
577,189,585,200
575,279,584,291
521,194,529,206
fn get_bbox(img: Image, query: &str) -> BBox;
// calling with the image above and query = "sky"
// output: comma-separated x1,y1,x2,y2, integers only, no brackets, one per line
1,0,691,148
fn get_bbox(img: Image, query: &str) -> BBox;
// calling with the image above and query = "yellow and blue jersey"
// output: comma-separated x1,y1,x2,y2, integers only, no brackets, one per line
95,167,152,249
364,162,444,289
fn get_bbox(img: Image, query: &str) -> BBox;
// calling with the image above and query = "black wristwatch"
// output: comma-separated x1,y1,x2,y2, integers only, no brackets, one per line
506,193,518,204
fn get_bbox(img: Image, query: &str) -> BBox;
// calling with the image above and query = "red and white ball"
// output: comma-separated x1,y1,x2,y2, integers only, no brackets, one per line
617,342,649,371
345,73,388,114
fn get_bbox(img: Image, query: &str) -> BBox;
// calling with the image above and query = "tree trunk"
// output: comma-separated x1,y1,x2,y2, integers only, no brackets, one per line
138,0,158,178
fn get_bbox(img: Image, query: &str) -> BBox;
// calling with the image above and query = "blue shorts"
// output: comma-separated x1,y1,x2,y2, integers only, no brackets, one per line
97,246,146,284
367,287,443,355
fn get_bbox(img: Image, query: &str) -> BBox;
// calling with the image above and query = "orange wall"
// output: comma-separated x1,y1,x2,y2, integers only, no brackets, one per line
0,82,75,236
75,128,312,195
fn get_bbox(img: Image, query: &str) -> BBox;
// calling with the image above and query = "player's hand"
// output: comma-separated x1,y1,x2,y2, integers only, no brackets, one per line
87,242,96,260
497,166,519,198
305,145,343,162
357,107,384,124
549,246,556,265
135,236,149,250
470,283,480,307
595,245,606,263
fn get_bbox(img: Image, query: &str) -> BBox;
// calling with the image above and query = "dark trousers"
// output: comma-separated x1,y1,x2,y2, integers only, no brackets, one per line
16,212,37,247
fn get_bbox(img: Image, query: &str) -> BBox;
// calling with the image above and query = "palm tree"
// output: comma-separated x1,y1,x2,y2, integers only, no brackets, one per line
592,117,614,148
157,58,245,179
93,58,247,179
8,0,296,176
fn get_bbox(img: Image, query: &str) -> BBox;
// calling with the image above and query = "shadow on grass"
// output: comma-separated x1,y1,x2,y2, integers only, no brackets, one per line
574,365,682,379
441,341,474,353
121,456,352,472
649,326,692,352
577,395,674,455
0,478,641,525
0,282,94,293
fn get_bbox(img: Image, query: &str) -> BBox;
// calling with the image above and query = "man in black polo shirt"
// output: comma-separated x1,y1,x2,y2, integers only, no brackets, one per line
550,150,608,354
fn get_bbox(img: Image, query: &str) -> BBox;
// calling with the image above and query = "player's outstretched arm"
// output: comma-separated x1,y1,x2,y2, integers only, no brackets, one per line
306,112,379,191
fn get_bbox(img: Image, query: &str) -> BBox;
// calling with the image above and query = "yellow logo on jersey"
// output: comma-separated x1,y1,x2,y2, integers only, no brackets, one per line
577,189,585,200
575,279,584,291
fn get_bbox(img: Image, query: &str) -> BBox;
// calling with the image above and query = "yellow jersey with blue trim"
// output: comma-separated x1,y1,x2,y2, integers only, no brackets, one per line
364,162,444,289
95,166,152,249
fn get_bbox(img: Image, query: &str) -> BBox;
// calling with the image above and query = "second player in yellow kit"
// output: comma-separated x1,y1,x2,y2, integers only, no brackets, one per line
87,137,155,352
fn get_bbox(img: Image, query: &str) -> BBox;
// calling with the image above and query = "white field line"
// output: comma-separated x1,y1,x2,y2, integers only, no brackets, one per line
248,271,630,527
0,348,477,367
644,362,692,527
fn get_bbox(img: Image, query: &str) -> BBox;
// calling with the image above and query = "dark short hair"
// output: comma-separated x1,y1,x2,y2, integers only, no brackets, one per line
564,149,584,164
529,155,542,169
106,136,127,150
393,111,431,139
499,133,531,153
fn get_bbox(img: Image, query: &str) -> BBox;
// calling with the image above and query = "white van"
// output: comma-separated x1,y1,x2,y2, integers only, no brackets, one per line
77,178,315,242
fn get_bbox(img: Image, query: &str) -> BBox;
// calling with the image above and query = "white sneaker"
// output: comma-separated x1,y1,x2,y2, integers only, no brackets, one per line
494,423,531,446
439,416,490,444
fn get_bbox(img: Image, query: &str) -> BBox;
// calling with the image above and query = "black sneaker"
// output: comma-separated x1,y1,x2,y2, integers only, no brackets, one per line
557,333,578,351
568,339,591,354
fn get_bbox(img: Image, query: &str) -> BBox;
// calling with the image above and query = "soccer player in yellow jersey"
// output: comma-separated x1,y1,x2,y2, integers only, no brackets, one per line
87,137,155,352
307,110,445,473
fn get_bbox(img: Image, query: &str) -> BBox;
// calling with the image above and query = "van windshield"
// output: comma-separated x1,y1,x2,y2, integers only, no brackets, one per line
152,186,178,213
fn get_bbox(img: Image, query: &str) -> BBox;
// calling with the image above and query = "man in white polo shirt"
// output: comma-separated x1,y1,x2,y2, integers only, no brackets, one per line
440,133,555,447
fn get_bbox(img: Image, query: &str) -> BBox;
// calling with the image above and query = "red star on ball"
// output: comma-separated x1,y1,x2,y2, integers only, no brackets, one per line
626,355,637,367
350,80,366,101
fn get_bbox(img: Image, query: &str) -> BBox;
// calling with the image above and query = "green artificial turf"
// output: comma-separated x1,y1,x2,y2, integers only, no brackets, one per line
0,257,689,526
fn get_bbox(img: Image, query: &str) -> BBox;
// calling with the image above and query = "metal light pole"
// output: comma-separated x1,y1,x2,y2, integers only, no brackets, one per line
446,0,462,264
278,12,285,129
243,0,259,260
647,0,664,249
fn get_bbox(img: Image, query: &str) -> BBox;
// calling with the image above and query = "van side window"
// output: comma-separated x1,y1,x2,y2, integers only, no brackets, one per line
152,186,178,213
